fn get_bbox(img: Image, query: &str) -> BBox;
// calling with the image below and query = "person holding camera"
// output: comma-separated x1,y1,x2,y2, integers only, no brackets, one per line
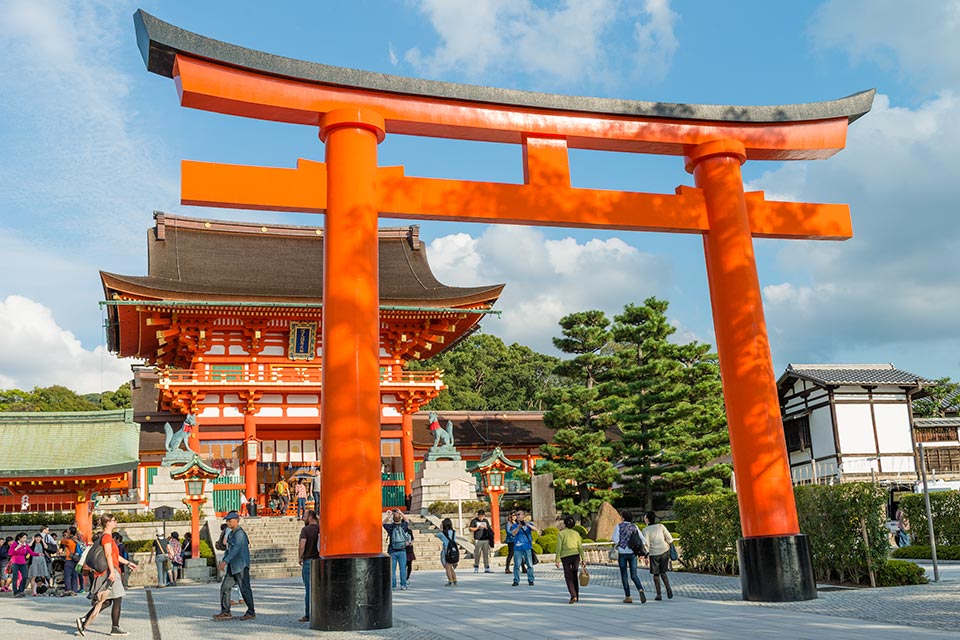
468,509,493,573
506,510,537,586
383,509,410,590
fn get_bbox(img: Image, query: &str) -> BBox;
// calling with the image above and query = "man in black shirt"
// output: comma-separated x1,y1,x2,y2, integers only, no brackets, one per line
468,510,493,573
298,510,320,623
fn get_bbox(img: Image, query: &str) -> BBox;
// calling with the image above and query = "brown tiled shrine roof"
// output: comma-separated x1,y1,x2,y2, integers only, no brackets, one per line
411,411,621,448
101,213,503,306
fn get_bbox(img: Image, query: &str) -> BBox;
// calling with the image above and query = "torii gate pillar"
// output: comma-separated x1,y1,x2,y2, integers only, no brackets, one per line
689,140,815,600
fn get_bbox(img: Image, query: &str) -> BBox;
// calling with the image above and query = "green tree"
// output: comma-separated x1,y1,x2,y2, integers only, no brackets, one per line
608,298,682,512
913,377,960,418
0,383,132,412
99,383,133,410
408,333,559,411
537,311,620,523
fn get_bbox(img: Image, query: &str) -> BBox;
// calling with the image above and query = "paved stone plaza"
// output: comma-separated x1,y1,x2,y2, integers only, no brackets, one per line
1,563,958,639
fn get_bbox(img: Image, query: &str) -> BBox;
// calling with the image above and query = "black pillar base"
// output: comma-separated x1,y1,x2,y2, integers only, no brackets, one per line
738,534,817,602
310,555,392,631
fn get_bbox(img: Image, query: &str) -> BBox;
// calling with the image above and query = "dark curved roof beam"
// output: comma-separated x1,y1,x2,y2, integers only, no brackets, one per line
134,10,874,161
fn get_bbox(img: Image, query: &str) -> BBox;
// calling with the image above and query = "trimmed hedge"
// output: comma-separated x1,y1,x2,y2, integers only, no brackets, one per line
538,534,558,554
0,510,198,527
892,544,960,560
875,559,928,586
541,527,559,538
573,524,588,537
427,500,488,516
899,492,960,546
675,483,891,585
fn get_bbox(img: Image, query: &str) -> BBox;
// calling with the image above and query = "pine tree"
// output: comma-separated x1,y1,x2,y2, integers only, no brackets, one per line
537,311,620,523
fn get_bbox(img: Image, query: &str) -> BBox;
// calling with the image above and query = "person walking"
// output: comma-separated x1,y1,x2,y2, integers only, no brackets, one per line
295,479,308,520
75,513,138,637
60,528,80,595
311,470,321,515
642,511,674,601
28,533,50,594
382,509,410,590
7,533,36,598
468,509,493,573
555,516,586,604
275,478,290,516
435,518,458,586
214,511,255,621
298,509,319,623
149,528,169,587
113,533,131,590
614,511,647,604
507,510,537,587
503,512,517,574
405,525,416,583
0,536,11,592
167,532,183,585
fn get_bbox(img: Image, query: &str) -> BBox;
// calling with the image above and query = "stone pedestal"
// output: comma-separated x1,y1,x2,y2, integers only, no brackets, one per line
410,460,477,513
181,556,214,583
148,465,214,512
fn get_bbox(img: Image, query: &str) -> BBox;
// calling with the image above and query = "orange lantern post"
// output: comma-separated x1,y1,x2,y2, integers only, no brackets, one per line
474,447,521,546
169,454,218,561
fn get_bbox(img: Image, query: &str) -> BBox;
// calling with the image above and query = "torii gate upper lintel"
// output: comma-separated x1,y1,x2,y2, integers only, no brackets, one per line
134,9,874,625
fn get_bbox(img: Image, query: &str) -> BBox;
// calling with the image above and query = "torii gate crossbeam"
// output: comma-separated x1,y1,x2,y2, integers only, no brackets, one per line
134,10,874,629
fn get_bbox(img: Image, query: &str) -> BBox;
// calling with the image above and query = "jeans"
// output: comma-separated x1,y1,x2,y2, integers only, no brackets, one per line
12,564,27,595
279,495,289,515
513,548,534,584
312,491,320,512
297,497,306,519
301,561,312,618
64,559,80,592
389,550,407,588
220,566,254,616
618,552,644,596
155,554,167,587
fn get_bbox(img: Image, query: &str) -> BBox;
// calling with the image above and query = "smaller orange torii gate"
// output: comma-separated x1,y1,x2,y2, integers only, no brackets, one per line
134,10,873,629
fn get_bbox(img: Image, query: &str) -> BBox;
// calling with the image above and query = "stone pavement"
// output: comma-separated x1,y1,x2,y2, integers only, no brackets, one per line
1,564,958,639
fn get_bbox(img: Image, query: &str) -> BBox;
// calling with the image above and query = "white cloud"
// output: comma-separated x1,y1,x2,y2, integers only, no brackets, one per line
405,0,679,87
810,1,960,91
428,226,671,352
0,296,139,394
388,42,399,66
754,92,960,375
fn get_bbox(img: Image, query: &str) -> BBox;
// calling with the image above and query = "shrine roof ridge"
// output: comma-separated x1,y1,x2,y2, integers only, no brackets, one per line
135,10,874,125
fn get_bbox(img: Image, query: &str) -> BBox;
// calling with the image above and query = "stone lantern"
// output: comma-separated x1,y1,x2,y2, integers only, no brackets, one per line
170,453,218,565
474,447,520,545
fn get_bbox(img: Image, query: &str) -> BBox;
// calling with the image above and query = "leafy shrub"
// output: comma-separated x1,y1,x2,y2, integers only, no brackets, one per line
675,483,890,585
573,524,588,537
541,527,559,538
532,542,542,554
875,559,928,586
660,520,679,533
496,545,509,557
426,500,487,516
673,493,740,575
537,534,558,554
582,538,594,543
0,512,75,526
892,545,960,560
899,493,960,546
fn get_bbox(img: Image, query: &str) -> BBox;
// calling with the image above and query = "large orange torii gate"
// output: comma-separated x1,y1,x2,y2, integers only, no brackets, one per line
134,10,873,629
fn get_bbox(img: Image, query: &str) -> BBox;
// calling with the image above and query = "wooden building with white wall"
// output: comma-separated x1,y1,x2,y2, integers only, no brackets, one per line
777,364,927,488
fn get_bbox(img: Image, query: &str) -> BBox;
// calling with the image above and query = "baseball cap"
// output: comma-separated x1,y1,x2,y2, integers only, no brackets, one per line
224,511,241,521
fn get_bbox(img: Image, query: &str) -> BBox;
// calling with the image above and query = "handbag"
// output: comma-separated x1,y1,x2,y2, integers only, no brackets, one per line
669,542,679,562
607,546,619,561
578,563,590,587
531,550,539,565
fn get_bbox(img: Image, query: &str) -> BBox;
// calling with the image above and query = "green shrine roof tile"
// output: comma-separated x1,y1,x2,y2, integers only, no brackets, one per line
0,410,140,478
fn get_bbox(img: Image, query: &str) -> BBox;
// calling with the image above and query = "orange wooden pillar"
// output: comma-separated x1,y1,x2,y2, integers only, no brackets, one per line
243,411,258,506
401,413,415,500
75,490,92,543
314,107,391,630
687,140,814,601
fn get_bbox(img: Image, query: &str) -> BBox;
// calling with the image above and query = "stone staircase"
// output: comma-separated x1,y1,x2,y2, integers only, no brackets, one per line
383,514,473,571
243,516,305,580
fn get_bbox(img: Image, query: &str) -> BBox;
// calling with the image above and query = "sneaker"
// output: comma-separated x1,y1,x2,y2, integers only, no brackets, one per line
484,569,492,573
640,590,647,604
473,567,479,573
528,582,534,586
400,585,407,590
110,628,129,636
512,581,519,587
623,596,633,603
654,595,662,601
239,613,256,621
213,613,233,621
504,568,511,573
75,618,85,637
298,616,309,623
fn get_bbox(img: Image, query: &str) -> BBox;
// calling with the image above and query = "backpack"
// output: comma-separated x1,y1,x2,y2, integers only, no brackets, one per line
389,524,408,551
84,538,108,574
628,527,647,556
215,529,227,551
443,532,459,564
71,540,85,563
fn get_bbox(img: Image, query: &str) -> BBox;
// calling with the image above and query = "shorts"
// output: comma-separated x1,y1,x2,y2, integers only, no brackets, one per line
648,551,670,575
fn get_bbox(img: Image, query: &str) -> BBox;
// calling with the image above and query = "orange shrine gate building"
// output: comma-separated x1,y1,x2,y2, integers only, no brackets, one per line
102,212,503,510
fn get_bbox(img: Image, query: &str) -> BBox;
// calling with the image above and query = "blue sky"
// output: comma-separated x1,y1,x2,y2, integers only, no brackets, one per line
1,0,958,393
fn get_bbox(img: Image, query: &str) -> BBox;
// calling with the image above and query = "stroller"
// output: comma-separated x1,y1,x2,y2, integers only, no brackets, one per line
41,556,68,597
